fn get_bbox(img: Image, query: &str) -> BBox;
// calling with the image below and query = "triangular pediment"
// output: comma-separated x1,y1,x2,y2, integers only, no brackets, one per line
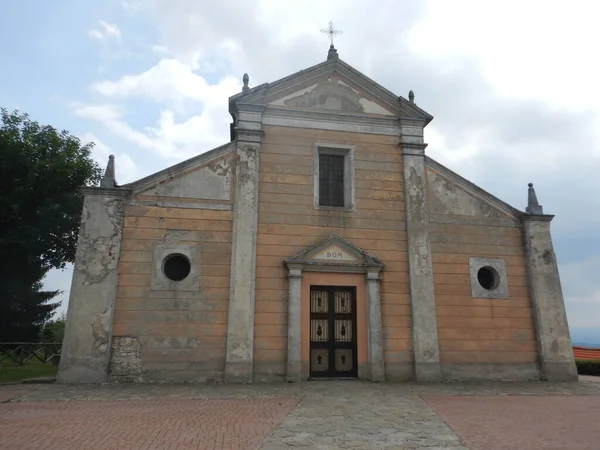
230,57,433,123
425,157,523,221
285,235,384,272
268,76,395,116
123,142,235,199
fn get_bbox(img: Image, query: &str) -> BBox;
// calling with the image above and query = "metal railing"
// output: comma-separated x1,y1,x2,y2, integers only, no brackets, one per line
0,343,62,366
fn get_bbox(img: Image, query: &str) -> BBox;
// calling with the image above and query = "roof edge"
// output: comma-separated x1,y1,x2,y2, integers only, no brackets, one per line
122,141,236,193
425,155,524,219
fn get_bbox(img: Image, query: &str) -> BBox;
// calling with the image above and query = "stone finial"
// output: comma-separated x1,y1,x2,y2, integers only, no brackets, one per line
242,73,249,93
100,155,117,188
409,90,415,103
327,44,339,60
526,182,544,214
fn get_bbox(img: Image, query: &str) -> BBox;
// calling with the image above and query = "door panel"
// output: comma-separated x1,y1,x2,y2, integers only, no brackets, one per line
309,286,358,378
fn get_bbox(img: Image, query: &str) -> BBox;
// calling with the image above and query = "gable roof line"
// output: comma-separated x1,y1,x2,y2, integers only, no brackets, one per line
335,59,433,123
122,141,235,193
230,57,433,123
230,58,333,103
424,156,524,218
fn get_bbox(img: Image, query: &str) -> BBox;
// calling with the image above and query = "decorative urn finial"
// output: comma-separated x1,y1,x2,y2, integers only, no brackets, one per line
242,73,249,93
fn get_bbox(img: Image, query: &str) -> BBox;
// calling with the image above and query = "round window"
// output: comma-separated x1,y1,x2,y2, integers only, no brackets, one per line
163,254,191,281
477,266,499,290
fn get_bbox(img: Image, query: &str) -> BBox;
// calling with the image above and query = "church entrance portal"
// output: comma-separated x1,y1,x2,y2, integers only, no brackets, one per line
309,286,358,378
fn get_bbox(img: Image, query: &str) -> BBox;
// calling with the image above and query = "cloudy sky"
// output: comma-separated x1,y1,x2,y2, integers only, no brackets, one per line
2,0,598,343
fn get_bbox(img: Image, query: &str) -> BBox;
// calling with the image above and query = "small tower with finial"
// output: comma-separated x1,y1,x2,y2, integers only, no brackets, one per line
409,90,415,104
525,183,543,214
242,73,249,94
100,155,117,188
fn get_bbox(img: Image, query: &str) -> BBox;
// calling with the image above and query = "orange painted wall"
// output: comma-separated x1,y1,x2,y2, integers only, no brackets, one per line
254,125,411,377
426,167,537,366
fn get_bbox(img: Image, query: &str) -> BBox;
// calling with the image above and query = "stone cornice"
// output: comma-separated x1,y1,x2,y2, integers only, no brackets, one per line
82,186,131,197
262,106,402,137
521,213,555,223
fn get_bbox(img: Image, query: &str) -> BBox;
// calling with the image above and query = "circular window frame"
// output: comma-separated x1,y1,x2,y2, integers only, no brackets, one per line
476,266,500,291
162,253,191,282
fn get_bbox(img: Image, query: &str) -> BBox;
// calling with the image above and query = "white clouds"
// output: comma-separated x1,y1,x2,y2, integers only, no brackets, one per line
121,1,141,13
409,0,600,112
93,59,239,105
88,20,122,43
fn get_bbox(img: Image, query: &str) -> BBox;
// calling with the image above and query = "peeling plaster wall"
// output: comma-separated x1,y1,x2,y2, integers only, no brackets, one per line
108,157,234,383
523,218,578,381
58,190,126,383
270,78,394,116
139,156,233,201
425,166,540,380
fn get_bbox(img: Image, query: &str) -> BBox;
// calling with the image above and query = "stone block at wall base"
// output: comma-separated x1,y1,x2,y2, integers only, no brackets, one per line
415,362,442,382
225,362,254,383
57,356,108,384
370,362,386,382
286,361,302,382
384,363,414,381
441,362,540,381
541,361,579,382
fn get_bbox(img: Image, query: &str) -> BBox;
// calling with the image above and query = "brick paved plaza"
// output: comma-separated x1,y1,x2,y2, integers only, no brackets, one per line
1,379,599,450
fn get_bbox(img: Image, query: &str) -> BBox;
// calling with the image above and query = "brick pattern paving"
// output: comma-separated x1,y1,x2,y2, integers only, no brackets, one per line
1,380,600,450
0,397,300,450
425,395,600,450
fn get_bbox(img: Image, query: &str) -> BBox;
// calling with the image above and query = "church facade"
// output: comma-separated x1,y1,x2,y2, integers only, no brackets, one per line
58,46,578,384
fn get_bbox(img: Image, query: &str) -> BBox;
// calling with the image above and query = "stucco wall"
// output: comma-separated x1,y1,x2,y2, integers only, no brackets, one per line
255,125,411,381
110,158,234,382
426,166,538,380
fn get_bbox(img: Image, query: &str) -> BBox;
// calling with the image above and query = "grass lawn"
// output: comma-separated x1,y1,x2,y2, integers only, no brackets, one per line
0,360,58,383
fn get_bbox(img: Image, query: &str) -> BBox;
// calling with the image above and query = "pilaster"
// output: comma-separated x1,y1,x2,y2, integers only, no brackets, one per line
522,214,578,381
401,139,442,382
225,107,263,383
366,269,385,381
286,265,303,382
58,185,129,383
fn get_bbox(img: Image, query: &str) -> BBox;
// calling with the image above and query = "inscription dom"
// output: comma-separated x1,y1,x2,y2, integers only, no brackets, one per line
326,251,344,259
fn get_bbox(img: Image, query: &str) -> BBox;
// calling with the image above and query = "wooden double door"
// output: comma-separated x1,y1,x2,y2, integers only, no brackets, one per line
309,286,358,378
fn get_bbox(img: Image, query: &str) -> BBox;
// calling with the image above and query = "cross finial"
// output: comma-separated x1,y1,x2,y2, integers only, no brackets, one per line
320,21,343,47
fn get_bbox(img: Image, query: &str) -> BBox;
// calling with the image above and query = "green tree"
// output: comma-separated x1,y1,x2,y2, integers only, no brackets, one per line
0,108,102,342
40,313,66,344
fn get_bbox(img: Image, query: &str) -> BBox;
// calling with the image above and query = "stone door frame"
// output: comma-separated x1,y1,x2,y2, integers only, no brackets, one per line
284,235,385,382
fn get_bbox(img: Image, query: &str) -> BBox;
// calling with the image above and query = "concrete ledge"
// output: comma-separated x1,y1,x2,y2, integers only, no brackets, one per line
385,363,414,381
541,361,579,382
441,362,541,381
139,370,224,384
